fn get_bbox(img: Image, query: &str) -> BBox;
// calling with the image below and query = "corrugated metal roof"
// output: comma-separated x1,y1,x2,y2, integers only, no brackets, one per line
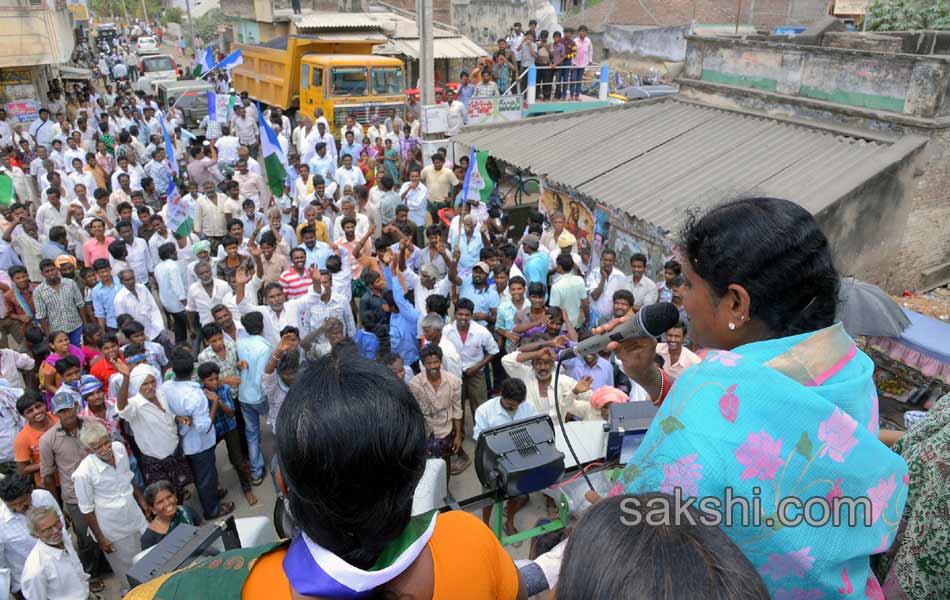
292,13,385,30
374,36,489,59
456,99,926,232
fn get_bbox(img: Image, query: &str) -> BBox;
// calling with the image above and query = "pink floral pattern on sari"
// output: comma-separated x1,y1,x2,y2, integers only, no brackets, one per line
817,407,859,463
707,350,742,367
719,384,739,423
760,547,815,581
735,430,785,481
867,474,897,525
660,453,702,497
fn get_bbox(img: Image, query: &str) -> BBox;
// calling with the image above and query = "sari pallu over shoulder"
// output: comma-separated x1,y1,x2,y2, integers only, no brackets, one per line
613,323,908,599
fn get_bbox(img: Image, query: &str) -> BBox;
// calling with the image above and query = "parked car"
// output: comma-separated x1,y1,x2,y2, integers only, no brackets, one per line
137,54,179,93
155,80,215,132
136,36,159,55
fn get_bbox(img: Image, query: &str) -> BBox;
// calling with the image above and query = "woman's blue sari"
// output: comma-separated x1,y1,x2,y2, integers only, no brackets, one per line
613,323,908,599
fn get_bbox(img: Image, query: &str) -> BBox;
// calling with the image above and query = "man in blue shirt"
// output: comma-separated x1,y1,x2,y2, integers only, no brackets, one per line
164,351,234,518
451,261,499,328
297,224,333,269
457,71,475,109
339,130,361,164
91,259,119,330
389,264,422,368
521,233,549,288
236,311,272,484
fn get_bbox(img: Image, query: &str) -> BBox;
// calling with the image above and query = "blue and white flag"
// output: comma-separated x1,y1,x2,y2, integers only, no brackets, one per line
212,48,244,72
202,45,215,75
158,112,178,177
207,91,217,122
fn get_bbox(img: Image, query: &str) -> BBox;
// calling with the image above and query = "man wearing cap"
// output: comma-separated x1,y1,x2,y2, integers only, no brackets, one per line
445,89,467,137
548,231,582,287
450,260,499,328
77,375,121,438
521,233,549,288
38,391,107,591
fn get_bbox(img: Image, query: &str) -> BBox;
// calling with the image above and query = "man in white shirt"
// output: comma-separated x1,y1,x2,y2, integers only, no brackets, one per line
114,268,171,353
441,299,498,421
445,89,467,137
114,220,152,285
339,113,363,145
501,345,592,420
28,108,55,151
304,121,336,163
154,242,189,342
307,141,337,182
20,505,89,600
214,125,241,169
335,153,365,190
110,155,143,192
233,266,318,346
72,419,148,598
399,168,429,229
63,136,86,174
0,108,12,149
35,188,69,235
627,252,658,311
186,262,235,328
586,249,629,325
0,473,65,596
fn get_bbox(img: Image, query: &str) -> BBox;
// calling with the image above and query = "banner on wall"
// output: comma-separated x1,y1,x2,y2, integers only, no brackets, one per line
537,182,595,252
5,101,40,123
66,0,89,20
467,95,523,126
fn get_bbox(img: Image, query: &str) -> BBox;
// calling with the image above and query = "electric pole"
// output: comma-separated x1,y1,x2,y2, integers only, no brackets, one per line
185,0,197,57
417,0,434,106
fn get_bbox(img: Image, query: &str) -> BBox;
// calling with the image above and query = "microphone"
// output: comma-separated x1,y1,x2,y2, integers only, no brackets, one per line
559,302,681,361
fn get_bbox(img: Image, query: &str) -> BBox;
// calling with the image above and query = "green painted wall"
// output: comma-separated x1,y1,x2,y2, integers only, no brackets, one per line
799,86,905,114
700,69,778,92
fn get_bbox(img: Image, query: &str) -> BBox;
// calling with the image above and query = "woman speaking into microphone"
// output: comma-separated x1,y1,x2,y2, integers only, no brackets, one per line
593,197,907,599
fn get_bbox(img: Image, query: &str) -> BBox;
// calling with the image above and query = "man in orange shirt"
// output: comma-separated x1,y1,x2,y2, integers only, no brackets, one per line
13,390,58,487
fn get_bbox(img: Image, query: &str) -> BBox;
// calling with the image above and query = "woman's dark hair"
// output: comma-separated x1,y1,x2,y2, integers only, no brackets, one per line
0,472,33,501
47,330,67,345
143,480,176,507
276,346,427,569
679,197,838,336
558,493,770,600
82,322,101,346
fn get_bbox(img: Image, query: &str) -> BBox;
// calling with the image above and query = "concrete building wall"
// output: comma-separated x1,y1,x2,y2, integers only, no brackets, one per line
891,128,950,292
451,0,534,47
0,1,74,69
684,36,950,119
603,25,689,62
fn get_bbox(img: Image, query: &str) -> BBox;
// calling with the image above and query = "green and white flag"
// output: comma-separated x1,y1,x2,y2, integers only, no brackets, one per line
258,103,288,196
462,148,494,205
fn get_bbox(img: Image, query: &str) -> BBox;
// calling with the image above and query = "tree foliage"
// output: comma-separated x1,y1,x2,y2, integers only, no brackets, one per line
193,8,226,43
866,0,950,31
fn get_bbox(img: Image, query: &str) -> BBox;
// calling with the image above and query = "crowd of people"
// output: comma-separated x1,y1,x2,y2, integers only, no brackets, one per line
0,35,944,600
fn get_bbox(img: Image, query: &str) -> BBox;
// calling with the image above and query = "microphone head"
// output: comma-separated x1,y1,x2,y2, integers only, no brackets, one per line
640,302,682,338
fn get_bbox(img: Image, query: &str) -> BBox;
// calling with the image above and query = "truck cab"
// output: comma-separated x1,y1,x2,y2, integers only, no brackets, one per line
300,54,405,133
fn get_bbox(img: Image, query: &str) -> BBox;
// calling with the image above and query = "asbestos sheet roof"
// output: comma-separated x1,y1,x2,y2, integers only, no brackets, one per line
292,13,385,30
375,36,489,59
456,98,926,232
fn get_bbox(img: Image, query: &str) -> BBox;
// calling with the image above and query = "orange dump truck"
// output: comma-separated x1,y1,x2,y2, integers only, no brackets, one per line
233,36,406,133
